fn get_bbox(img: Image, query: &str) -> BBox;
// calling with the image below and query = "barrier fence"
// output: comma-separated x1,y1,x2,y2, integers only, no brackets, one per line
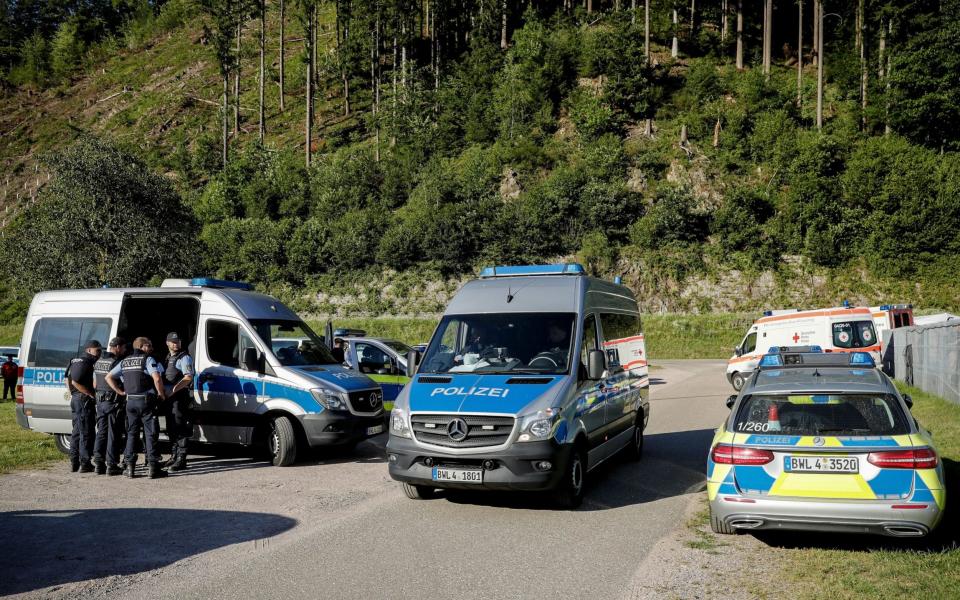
884,321,960,405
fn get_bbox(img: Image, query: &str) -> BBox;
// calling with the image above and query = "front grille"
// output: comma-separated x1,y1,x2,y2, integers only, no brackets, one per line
347,390,384,415
411,414,516,448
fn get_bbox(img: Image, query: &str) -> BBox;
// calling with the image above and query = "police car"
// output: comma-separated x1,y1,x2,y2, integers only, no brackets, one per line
335,330,412,410
709,347,945,537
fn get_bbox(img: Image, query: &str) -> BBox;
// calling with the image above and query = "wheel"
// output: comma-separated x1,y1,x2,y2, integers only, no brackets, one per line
401,482,436,499
709,507,736,535
554,445,586,509
731,372,746,391
54,433,71,456
267,415,298,467
624,422,644,461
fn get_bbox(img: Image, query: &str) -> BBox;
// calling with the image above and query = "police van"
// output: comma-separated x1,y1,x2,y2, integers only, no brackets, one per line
386,264,650,508
14,278,385,466
727,307,880,391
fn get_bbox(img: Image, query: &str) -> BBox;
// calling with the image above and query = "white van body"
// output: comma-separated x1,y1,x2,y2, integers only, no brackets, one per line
14,279,385,465
726,307,880,390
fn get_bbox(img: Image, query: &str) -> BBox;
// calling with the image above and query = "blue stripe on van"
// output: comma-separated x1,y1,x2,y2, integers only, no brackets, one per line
409,375,560,414
22,367,66,387
203,374,323,413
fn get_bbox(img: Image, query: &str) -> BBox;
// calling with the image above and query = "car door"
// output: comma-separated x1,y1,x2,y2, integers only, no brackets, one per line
599,312,638,441
574,314,606,449
195,317,264,444
355,341,403,404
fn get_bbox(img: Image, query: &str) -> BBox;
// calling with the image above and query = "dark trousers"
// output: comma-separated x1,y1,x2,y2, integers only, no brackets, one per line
93,397,125,466
70,394,96,464
124,395,161,465
3,378,15,400
165,391,193,452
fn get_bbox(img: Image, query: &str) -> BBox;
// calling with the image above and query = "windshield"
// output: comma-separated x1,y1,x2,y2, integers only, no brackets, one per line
250,320,339,366
419,313,576,375
832,321,878,349
733,394,910,436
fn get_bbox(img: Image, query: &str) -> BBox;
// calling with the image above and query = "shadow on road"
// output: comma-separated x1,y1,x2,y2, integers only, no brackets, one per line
0,508,297,596
439,428,716,512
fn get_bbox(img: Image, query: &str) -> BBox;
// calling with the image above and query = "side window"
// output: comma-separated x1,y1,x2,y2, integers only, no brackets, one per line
743,332,757,354
902,313,911,326
356,343,389,373
28,318,112,367
599,313,642,368
239,329,258,369
207,320,240,368
580,315,599,370
833,323,854,348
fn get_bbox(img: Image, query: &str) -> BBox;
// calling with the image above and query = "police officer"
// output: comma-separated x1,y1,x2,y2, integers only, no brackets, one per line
92,337,128,476
64,340,102,473
161,331,194,472
106,336,168,479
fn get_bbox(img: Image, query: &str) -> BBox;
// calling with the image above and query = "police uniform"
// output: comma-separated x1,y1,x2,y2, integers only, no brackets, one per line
92,338,127,475
65,341,100,472
162,332,194,471
110,348,167,478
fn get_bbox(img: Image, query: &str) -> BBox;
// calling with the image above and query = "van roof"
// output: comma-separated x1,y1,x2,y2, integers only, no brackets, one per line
444,274,637,315
755,307,872,325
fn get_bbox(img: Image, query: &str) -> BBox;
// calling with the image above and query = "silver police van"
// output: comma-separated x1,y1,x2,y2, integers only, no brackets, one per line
386,264,650,508
14,278,385,466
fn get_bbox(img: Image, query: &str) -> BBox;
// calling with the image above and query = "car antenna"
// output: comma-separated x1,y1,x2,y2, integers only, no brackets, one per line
813,369,821,377
507,285,514,303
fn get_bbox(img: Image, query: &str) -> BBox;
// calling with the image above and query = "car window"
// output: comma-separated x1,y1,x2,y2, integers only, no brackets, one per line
733,394,910,436
599,312,642,370
356,343,390,373
206,320,240,368
742,332,757,354
580,314,599,372
28,318,112,367
833,321,878,349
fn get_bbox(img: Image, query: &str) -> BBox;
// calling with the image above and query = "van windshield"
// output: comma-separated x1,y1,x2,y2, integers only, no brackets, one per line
419,313,575,375
250,320,339,366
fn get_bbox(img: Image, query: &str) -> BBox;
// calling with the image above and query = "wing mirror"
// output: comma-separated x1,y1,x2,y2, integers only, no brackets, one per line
734,346,743,357
587,349,606,380
902,394,913,409
241,347,264,374
406,349,422,378
726,394,738,410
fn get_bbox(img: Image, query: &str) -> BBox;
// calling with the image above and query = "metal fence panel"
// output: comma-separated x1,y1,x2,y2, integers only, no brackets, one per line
890,322,960,405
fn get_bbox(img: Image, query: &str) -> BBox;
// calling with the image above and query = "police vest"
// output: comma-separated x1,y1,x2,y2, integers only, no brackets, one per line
165,351,188,385
94,353,120,393
120,353,153,395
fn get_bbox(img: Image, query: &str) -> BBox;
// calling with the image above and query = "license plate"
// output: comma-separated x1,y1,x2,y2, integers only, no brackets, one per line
432,467,483,484
785,455,858,473
366,424,384,436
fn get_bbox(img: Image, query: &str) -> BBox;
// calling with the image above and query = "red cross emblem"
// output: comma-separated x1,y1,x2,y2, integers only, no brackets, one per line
792,332,801,343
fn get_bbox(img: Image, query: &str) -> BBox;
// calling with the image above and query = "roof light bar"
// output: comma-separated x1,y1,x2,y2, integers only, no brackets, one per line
190,278,253,291
849,352,876,367
479,264,586,278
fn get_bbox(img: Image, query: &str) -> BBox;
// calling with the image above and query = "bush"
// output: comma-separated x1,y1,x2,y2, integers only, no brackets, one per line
630,186,707,250
200,218,295,284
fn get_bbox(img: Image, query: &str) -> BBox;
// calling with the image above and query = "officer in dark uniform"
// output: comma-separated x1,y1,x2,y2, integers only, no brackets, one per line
64,340,102,473
106,336,168,479
161,331,194,472
92,337,128,476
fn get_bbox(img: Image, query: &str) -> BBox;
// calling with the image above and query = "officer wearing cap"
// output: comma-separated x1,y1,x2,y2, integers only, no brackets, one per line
64,340,102,473
92,337,128,476
106,336,168,479
161,331,194,471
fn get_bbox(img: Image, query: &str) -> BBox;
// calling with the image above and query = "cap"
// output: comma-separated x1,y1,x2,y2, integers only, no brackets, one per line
85,340,103,350
108,336,126,347
166,332,181,342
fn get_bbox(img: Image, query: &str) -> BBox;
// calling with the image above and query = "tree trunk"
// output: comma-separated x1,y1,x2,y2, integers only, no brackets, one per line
712,118,721,147
501,0,508,49
222,72,229,166
645,0,650,60
690,0,696,39
258,0,266,141
878,14,886,78
721,0,728,42
812,0,819,66
859,0,867,129
736,0,743,69
234,20,241,137
587,0,592,13
279,0,285,112
884,18,892,135
632,0,637,25
797,0,803,106
816,0,824,130
762,0,772,78
305,5,314,168
671,9,679,58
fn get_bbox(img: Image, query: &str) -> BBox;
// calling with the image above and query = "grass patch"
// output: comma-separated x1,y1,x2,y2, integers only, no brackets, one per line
644,313,751,360
0,323,23,346
769,383,960,599
684,500,726,553
0,401,62,473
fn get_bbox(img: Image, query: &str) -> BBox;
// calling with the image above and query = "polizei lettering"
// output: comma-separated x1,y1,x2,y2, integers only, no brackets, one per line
429,386,511,398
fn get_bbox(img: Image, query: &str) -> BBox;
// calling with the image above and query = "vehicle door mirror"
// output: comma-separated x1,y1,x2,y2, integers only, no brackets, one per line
734,346,743,357
726,394,738,410
406,349,421,378
587,349,606,380
241,347,263,374
902,394,913,409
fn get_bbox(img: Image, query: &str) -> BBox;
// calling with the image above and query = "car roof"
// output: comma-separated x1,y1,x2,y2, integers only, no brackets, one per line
746,366,896,396
349,337,408,346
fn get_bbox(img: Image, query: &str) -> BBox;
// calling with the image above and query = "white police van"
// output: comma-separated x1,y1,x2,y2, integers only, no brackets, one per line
14,278,385,466
386,264,650,508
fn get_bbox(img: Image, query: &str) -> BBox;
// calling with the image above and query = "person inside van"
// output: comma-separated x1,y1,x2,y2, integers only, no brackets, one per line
531,322,571,369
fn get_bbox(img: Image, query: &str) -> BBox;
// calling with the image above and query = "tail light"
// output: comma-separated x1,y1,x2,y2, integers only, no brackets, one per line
867,448,938,469
15,366,24,404
711,444,775,465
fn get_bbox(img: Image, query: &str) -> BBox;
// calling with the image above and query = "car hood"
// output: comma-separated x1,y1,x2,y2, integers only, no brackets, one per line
287,364,377,393
407,373,564,414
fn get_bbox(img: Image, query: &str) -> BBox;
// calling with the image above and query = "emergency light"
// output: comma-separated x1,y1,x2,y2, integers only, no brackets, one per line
759,354,784,367
190,278,254,291
849,352,876,367
479,264,586,277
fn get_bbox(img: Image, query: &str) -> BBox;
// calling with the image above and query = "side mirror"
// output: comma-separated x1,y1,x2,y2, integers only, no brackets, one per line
734,346,743,357
903,394,913,409
725,394,737,410
587,349,606,380
406,349,422,378
241,347,263,374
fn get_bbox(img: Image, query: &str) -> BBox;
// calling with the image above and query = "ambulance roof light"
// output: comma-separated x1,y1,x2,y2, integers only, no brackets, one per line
849,352,876,367
479,264,586,278
189,278,254,291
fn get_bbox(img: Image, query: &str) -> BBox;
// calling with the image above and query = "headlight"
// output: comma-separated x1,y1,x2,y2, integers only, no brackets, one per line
518,408,560,442
391,408,411,438
311,389,346,411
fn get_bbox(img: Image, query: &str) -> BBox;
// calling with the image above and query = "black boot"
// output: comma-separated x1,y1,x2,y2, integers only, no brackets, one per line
107,464,124,476
170,449,187,472
78,461,95,473
148,463,168,479
94,460,106,475
70,459,80,473
124,457,137,478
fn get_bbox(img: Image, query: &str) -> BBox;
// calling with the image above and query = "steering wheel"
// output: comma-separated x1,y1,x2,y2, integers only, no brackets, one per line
529,352,560,368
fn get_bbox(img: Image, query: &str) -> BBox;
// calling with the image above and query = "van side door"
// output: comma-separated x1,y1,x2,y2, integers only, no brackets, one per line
574,314,606,448
195,317,264,444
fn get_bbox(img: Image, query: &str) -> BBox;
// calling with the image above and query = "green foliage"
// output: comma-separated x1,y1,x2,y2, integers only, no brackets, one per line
200,217,295,283
631,186,707,250
49,19,84,81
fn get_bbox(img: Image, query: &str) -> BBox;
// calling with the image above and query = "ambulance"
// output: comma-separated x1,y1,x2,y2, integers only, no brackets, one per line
726,307,880,391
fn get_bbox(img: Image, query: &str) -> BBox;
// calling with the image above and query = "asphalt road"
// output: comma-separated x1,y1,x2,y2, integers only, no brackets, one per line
0,360,732,600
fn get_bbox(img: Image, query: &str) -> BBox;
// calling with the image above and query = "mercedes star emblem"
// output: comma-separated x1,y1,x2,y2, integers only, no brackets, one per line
369,392,382,408
447,417,468,442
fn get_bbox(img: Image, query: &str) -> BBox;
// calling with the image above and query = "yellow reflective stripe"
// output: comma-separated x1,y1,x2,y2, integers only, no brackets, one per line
797,436,843,447
367,374,397,384
892,435,914,447
707,481,722,501
384,401,394,412
769,473,877,499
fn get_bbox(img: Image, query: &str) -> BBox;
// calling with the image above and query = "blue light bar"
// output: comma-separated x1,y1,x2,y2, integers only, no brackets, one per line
880,304,891,311
768,346,781,353
763,310,773,316
479,264,586,278
810,345,823,353
849,352,876,367
190,278,254,291
759,354,784,367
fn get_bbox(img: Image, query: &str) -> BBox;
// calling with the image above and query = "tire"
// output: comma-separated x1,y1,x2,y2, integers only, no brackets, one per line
401,482,436,500
267,415,298,467
554,445,587,509
54,433,71,456
710,509,736,535
731,372,746,391
624,422,644,461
